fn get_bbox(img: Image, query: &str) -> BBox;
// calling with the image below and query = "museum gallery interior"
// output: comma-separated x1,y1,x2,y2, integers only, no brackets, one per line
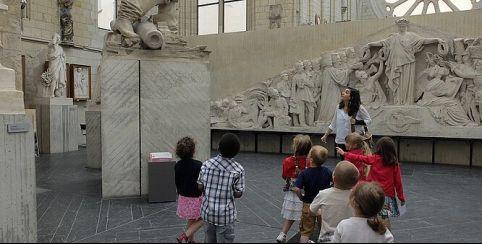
1,0,482,243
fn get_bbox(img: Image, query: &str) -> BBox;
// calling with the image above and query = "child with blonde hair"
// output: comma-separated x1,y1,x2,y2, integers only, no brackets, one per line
294,146,332,243
333,182,394,243
337,137,405,229
277,135,312,243
345,133,372,181
310,161,360,243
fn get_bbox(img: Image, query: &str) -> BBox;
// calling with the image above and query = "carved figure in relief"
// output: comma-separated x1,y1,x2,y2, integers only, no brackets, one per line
354,50,387,109
449,40,480,124
258,88,290,129
417,65,477,127
316,53,354,123
42,34,67,98
292,61,316,126
227,95,255,129
367,18,445,105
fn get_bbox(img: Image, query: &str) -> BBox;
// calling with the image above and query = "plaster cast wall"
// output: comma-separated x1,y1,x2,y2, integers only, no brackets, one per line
0,0,22,90
186,9,482,101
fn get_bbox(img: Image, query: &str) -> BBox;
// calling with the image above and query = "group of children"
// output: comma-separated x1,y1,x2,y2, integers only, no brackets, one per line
173,132,405,243
277,133,405,243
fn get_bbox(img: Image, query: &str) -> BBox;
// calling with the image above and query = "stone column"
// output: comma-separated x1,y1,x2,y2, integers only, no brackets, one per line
0,36,37,242
35,98,79,154
86,104,101,169
101,47,211,198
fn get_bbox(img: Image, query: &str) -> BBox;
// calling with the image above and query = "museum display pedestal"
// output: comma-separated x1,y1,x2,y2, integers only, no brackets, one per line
86,104,101,169
35,97,79,154
0,66,37,242
101,46,211,198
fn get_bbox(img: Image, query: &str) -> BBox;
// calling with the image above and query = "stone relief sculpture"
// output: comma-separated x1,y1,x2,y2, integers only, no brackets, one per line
108,0,179,49
59,0,74,44
366,18,445,105
0,0,7,11
41,34,67,98
211,19,482,132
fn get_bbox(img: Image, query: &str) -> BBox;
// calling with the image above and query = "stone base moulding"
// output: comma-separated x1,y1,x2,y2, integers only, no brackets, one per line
35,97,80,154
101,46,211,198
0,114,37,243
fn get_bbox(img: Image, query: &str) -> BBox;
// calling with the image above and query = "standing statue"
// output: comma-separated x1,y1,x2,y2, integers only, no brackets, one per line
367,18,445,105
316,53,353,122
59,0,74,44
43,34,67,98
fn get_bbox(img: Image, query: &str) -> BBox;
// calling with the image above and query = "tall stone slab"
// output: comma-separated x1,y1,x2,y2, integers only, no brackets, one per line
140,59,211,195
86,105,102,169
0,114,36,243
101,46,211,198
101,59,140,198
36,98,79,154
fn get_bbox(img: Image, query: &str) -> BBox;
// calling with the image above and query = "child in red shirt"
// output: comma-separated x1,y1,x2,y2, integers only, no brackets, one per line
277,135,312,243
345,133,372,182
336,137,405,229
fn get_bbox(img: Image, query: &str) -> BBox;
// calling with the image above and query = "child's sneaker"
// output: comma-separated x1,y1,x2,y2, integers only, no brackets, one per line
276,232,287,243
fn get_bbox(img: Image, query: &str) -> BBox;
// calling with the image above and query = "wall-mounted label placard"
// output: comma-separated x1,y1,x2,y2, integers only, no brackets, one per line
7,123,30,133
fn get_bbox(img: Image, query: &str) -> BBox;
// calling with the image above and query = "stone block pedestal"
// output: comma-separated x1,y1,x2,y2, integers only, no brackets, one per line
36,98,79,154
86,105,101,169
101,46,211,198
0,114,37,243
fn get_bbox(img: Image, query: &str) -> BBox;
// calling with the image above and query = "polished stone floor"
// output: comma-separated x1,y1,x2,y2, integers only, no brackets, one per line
36,149,482,243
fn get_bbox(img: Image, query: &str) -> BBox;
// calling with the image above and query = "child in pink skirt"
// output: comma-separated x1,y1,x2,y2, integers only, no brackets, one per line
175,137,204,243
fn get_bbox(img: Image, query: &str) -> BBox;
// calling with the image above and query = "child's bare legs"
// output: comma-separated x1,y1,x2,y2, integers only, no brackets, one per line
281,219,295,235
186,218,204,242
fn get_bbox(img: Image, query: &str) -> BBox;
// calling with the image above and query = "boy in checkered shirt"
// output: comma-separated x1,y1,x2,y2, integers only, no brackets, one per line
197,133,245,243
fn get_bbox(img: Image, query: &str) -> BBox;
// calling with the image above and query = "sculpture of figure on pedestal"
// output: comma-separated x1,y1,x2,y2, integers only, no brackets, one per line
111,0,178,48
367,18,445,105
58,0,74,44
417,65,476,127
42,34,67,98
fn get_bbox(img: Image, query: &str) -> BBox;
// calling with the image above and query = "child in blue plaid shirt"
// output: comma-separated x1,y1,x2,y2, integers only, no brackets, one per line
197,133,245,243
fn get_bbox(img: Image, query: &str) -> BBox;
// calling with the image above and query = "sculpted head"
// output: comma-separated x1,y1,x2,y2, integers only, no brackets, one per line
346,47,357,59
332,53,342,68
295,61,304,72
396,18,410,34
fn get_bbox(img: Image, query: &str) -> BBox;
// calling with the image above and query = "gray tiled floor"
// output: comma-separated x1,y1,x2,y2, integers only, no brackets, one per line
36,149,482,243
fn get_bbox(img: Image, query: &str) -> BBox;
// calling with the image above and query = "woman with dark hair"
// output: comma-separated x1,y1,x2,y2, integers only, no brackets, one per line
321,88,371,159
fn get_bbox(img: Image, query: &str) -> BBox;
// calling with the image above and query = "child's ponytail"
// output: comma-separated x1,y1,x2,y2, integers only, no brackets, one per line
362,141,372,155
367,217,387,235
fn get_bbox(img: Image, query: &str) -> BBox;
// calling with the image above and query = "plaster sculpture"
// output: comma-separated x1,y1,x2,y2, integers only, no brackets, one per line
59,0,74,44
0,34,25,114
211,19,482,137
0,0,7,10
109,0,178,49
41,34,67,98
366,18,445,105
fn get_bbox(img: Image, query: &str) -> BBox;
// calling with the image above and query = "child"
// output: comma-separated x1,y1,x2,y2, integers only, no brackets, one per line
336,137,405,229
332,182,394,243
310,161,360,243
197,133,245,243
294,146,333,243
175,137,204,243
345,133,372,182
277,135,312,243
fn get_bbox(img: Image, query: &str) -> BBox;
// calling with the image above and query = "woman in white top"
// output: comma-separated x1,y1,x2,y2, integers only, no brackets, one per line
321,88,371,159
